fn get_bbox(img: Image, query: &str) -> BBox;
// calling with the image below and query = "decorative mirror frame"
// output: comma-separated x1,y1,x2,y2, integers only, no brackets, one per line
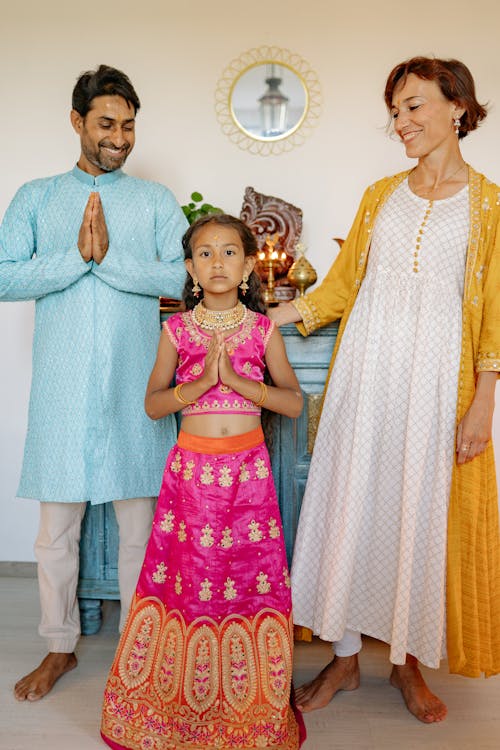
215,46,322,156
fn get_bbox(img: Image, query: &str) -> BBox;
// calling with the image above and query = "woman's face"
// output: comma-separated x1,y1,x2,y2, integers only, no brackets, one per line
390,73,463,159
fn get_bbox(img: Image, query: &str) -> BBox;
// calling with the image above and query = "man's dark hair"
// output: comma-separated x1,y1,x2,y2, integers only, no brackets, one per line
72,65,141,117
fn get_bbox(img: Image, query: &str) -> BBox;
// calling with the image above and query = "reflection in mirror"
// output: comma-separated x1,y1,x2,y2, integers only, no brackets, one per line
215,46,321,156
231,64,307,141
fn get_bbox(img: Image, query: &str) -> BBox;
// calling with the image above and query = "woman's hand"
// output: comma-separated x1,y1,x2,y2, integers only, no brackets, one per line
456,372,496,465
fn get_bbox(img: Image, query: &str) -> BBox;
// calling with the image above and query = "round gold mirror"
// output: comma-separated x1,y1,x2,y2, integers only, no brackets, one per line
215,46,321,156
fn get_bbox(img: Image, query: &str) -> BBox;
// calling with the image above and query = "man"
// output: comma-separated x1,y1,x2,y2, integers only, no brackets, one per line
0,65,187,700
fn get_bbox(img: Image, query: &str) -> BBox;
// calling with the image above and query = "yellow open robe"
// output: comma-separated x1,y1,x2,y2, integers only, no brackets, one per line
293,166,500,677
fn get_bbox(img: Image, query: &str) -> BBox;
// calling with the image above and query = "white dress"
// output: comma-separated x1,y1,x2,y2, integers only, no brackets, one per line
291,180,470,668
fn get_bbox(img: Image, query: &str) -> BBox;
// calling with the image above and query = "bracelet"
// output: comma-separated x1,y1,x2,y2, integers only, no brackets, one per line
253,381,268,408
174,383,196,406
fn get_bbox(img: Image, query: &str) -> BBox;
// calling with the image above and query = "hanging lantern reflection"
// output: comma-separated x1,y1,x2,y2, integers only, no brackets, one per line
259,64,289,136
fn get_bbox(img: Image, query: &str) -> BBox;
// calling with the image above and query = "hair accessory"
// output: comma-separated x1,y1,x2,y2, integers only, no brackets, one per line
239,272,249,295
192,276,201,297
193,301,246,331
253,381,268,408
454,116,461,135
174,383,196,406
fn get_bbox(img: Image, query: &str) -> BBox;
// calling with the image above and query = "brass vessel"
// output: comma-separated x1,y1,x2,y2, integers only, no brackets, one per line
287,245,317,296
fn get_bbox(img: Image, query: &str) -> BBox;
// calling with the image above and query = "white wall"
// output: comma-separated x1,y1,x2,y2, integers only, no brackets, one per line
1,0,499,561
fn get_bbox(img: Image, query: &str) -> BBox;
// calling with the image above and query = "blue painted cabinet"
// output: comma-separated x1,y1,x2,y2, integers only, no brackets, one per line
77,322,337,634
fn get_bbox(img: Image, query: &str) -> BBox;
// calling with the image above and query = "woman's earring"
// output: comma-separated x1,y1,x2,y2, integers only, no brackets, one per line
239,272,249,295
454,117,461,136
192,276,201,297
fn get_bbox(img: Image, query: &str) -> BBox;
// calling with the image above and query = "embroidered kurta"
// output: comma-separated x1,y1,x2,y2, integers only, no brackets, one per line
0,166,187,504
292,167,500,677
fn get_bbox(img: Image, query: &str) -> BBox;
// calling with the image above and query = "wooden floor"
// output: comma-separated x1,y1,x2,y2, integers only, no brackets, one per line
1,576,499,750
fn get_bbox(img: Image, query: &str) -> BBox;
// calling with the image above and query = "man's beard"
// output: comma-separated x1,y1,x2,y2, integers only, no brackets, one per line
82,141,130,173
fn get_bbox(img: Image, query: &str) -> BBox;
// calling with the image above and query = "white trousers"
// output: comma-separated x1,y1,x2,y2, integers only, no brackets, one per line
34,498,155,653
334,629,363,657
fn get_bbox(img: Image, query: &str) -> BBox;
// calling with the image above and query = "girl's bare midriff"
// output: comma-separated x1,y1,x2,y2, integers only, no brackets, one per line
181,413,261,438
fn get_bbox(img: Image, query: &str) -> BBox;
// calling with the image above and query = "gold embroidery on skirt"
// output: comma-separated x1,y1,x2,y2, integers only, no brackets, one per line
220,527,234,548
170,452,182,473
218,466,234,487
221,621,258,713
184,625,219,713
152,562,167,584
200,462,214,485
175,571,183,594
183,459,195,480
256,572,271,594
239,463,250,482
160,511,175,533
255,458,269,479
224,577,237,600
117,604,162,689
153,615,184,702
248,520,264,542
102,605,299,749
268,518,280,539
257,616,292,709
199,578,213,601
200,524,215,548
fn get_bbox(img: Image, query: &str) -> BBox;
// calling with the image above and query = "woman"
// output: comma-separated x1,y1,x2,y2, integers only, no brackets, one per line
270,57,500,723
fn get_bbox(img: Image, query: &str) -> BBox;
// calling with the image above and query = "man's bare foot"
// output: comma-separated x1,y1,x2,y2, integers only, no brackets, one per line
295,654,360,712
14,652,77,701
390,655,447,723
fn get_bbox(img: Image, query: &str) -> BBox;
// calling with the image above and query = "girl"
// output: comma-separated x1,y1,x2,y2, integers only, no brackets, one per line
101,214,305,749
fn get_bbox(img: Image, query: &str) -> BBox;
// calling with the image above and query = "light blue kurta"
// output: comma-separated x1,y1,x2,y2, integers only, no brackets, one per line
0,166,187,504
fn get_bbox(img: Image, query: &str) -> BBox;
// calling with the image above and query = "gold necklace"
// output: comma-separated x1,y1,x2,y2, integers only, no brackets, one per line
410,163,466,198
193,301,246,331
413,199,433,273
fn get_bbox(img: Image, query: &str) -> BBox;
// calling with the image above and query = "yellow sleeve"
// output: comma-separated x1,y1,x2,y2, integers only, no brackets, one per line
292,185,375,336
477,210,500,373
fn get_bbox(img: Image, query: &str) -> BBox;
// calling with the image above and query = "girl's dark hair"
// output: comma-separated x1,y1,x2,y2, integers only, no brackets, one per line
384,57,487,139
181,213,265,314
72,64,141,117
181,214,276,450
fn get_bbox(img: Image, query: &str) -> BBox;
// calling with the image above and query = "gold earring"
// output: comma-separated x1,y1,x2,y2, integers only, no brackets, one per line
454,116,461,136
192,276,201,297
239,272,249,295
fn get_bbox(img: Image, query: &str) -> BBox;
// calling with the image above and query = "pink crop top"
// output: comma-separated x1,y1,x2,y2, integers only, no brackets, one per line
163,307,275,416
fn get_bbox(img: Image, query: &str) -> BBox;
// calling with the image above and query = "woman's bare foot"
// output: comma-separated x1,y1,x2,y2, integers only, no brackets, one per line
390,655,447,723
14,652,77,701
295,654,360,712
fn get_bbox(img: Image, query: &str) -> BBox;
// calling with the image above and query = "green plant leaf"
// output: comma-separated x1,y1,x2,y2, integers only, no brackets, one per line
191,191,203,202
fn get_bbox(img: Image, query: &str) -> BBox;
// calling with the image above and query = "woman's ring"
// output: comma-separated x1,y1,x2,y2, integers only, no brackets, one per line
461,443,471,451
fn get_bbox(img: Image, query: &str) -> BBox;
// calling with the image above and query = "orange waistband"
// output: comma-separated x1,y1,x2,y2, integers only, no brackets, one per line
177,427,264,455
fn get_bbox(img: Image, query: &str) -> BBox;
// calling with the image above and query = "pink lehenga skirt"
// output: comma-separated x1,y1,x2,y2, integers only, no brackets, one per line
101,427,304,750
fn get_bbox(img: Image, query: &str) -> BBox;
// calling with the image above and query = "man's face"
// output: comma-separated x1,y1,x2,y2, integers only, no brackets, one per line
71,95,136,176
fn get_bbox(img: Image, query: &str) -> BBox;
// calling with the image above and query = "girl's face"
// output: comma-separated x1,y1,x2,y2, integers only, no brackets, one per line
186,223,255,302
390,73,464,160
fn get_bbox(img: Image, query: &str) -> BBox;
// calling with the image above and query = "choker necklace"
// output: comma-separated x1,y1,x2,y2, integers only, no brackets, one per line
193,301,246,331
